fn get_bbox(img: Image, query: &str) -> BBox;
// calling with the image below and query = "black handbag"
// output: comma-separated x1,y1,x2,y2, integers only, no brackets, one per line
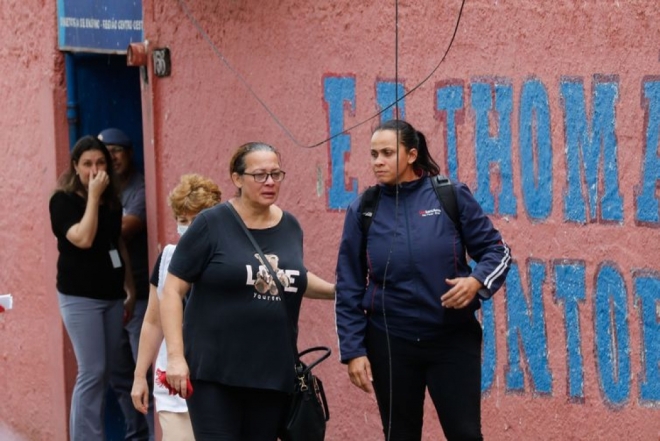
280,346,331,441
227,203,331,440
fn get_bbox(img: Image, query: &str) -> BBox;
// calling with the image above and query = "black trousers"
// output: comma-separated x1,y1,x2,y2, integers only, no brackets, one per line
186,380,289,441
367,320,484,441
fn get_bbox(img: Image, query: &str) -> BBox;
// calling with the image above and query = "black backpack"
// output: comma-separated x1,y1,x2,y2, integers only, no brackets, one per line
358,175,462,270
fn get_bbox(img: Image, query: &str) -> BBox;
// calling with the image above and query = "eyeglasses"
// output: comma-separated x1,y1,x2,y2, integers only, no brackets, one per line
242,171,286,183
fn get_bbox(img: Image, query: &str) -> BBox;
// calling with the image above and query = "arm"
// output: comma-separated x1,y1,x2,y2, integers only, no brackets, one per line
160,272,191,398
456,183,512,298
336,200,375,393
121,214,145,242
64,170,109,249
303,271,335,300
441,276,484,309
131,284,163,414
347,356,373,393
119,238,137,320
120,175,146,242
441,183,512,308
335,200,369,363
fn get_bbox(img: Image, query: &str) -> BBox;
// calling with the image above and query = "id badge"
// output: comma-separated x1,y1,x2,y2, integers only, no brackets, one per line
109,249,122,269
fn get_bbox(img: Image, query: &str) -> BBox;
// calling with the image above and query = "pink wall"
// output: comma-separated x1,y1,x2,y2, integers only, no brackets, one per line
141,1,660,439
1,0,660,439
0,0,71,439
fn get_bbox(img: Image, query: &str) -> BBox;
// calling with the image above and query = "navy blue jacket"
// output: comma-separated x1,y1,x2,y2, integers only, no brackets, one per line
335,176,511,363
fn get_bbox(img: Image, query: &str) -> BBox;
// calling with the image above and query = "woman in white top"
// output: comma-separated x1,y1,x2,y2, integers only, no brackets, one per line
131,174,222,441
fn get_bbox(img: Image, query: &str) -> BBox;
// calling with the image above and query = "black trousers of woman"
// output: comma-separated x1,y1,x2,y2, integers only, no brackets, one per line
186,380,289,441
366,319,484,441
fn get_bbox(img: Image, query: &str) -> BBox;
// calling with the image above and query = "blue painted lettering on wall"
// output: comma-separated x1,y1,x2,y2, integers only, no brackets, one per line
376,81,406,122
594,263,630,406
471,82,517,215
634,272,660,402
480,299,496,392
322,76,660,404
560,79,623,223
519,79,553,220
637,81,660,223
504,261,553,394
323,76,659,221
323,76,358,209
554,261,586,399
436,84,463,181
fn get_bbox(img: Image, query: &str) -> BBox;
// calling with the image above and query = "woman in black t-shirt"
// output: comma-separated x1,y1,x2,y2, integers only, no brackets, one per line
49,136,135,441
160,142,335,441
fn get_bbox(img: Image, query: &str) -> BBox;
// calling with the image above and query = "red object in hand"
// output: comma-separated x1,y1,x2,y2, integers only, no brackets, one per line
156,369,194,398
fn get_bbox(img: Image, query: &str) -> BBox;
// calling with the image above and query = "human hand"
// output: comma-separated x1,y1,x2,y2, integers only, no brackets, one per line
123,293,136,324
88,170,109,199
441,276,482,309
131,376,150,414
347,356,373,393
166,356,191,399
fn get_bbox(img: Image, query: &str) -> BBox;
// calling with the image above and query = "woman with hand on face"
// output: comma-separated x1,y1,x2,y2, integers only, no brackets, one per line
49,135,136,441
131,174,222,441
335,120,511,441
160,142,335,441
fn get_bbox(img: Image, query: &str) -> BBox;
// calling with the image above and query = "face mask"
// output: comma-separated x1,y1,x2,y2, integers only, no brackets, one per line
177,224,189,236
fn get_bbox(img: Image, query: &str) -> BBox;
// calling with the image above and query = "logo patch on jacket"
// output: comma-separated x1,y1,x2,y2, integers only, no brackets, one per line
419,208,442,217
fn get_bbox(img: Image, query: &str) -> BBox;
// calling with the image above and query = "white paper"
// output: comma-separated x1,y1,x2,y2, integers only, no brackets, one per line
0,294,13,311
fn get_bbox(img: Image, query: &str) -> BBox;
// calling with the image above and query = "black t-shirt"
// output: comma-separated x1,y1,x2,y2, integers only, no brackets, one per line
168,202,308,393
49,191,125,300
127,228,149,299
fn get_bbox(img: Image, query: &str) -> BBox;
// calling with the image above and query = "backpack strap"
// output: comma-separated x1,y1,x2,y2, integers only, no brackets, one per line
358,185,381,273
430,175,461,235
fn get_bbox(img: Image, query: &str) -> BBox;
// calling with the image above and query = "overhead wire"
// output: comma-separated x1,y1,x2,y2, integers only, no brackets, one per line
380,0,400,438
176,0,466,148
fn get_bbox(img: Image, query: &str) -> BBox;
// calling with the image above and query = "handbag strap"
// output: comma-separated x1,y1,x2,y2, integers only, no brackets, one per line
226,202,297,352
297,346,332,373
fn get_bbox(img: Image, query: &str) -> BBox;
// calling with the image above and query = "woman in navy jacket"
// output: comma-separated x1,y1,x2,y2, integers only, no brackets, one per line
335,119,511,441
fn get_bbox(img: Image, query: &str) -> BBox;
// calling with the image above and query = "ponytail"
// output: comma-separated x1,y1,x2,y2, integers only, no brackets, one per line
373,119,441,175
414,130,440,176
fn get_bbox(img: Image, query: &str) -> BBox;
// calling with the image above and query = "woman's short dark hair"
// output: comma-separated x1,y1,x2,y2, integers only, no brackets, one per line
56,135,120,208
228,142,281,175
373,119,441,176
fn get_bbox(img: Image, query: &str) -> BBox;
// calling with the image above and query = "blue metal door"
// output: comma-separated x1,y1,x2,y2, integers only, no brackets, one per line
64,51,145,441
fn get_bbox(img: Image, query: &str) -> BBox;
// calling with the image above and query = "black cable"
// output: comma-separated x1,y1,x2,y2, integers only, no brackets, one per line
380,0,400,438
176,0,466,149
